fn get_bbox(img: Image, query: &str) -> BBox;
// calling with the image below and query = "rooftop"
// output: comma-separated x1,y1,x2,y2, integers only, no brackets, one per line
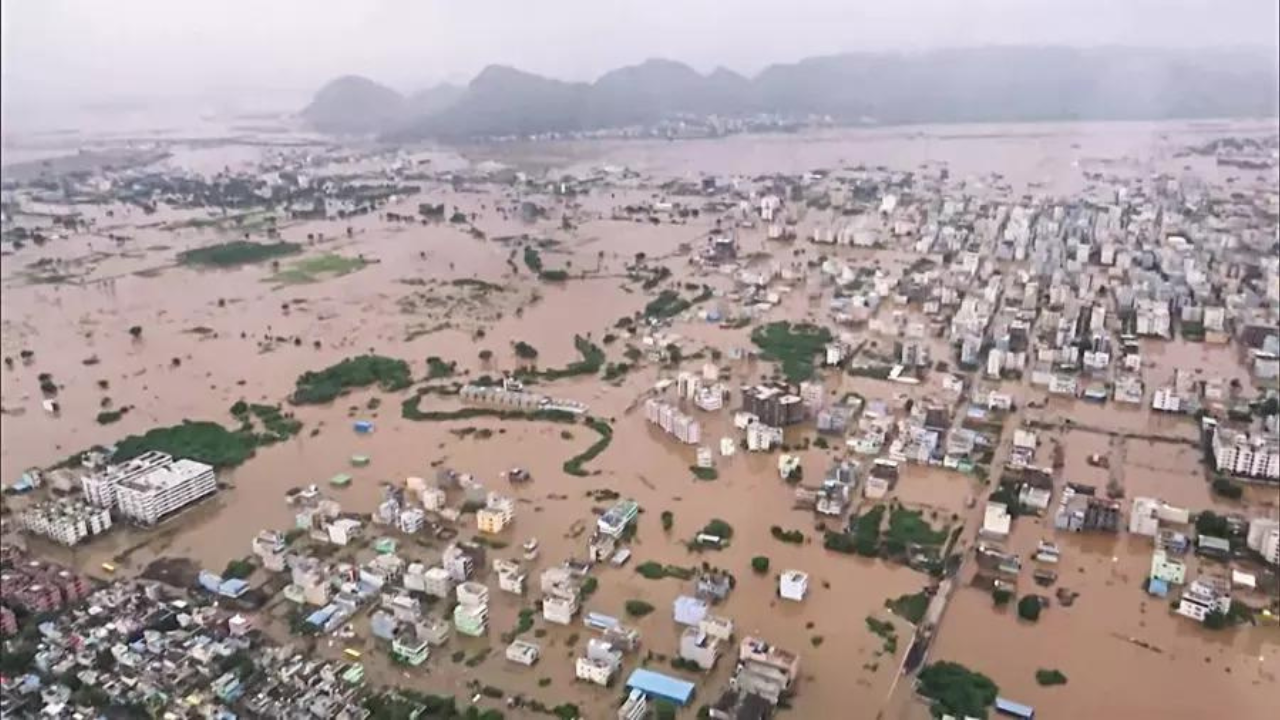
626,668,696,705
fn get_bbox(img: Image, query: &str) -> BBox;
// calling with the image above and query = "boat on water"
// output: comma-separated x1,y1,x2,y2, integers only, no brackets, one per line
522,537,540,560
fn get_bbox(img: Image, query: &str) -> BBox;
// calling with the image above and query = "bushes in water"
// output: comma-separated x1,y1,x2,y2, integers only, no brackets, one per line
563,417,612,476
690,466,719,481
770,526,805,544
1017,595,1042,622
178,240,301,267
885,591,930,624
625,600,655,617
750,321,833,382
917,661,998,718
1035,669,1068,686
291,355,411,404
113,420,257,468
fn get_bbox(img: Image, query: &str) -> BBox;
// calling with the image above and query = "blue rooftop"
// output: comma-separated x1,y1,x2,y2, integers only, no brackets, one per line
306,605,337,626
626,668,695,706
1147,578,1169,597
218,578,250,597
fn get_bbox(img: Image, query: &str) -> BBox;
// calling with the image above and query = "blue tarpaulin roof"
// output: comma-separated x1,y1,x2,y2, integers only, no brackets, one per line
1147,578,1169,597
218,579,249,597
626,668,695,706
306,605,337,626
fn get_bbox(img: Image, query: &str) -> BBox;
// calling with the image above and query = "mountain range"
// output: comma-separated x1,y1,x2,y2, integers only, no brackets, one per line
300,47,1280,139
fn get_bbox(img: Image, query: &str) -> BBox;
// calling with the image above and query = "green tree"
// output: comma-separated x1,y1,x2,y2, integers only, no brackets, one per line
625,600,655,617
1203,610,1228,630
751,556,770,574
1017,595,1042,622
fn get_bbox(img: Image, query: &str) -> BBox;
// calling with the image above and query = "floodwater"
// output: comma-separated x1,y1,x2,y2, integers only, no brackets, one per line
3,118,1278,718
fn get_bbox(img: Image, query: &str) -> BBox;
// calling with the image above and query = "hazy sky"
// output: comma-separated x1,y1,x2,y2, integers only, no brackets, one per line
3,0,1277,107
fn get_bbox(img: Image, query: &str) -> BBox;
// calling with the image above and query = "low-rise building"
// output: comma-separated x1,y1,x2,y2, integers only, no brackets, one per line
1176,576,1231,622
679,626,721,670
1150,549,1186,585
505,639,540,666
779,570,808,602
477,493,515,534
494,559,526,595
734,636,801,706
543,593,579,625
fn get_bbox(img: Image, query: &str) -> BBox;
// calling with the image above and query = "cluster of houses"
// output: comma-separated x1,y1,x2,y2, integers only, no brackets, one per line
0,550,371,718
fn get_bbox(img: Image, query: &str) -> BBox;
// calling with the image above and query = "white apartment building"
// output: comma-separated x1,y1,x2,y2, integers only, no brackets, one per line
575,656,617,686
1212,427,1280,481
421,567,454,598
1247,519,1280,565
1151,387,1183,413
477,493,515,534
91,452,218,525
1150,550,1186,585
543,593,579,625
420,486,447,511
505,639,540,666
397,508,425,534
20,500,113,546
494,559,526,595
1176,577,1231,622
746,423,784,452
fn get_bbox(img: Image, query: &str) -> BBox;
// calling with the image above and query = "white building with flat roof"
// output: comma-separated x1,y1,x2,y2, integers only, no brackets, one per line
93,451,217,525
779,570,808,602
19,500,113,546
1212,427,1280,481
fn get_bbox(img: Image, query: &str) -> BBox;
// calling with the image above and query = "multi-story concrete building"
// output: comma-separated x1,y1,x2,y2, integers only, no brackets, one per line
542,593,578,625
421,566,454,598
1247,518,1280,565
494,559,526,595
19,500,112,546
597,499,640,538
734,636,801,706
741,385,806,427
505,639,540,666
397,508,425,534
1212,427,1280,481
391,627,430,666
477,493,515,534
86,451,217,525
453,582,489,636
576,638,623,686
678,626,721,670
1176,576,1231,622
1150,549,1187,585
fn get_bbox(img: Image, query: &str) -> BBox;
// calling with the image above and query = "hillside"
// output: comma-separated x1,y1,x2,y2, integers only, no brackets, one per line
303,47,1280,139
300,75,406,134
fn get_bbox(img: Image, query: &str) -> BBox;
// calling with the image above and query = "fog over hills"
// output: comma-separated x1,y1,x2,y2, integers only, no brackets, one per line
301,46,1280,139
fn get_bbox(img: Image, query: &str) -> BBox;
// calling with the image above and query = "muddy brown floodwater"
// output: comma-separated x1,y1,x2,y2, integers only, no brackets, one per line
3,119,1278,718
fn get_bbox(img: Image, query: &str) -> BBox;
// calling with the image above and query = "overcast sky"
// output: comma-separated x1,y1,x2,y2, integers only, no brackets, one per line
3,0,1277,109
